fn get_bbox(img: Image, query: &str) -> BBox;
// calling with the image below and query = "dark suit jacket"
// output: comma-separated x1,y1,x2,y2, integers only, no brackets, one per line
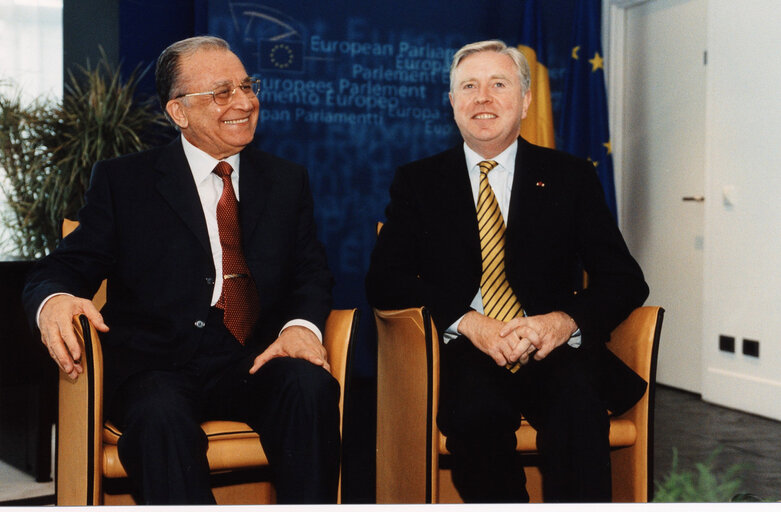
24,137,333,404
366,138,649,413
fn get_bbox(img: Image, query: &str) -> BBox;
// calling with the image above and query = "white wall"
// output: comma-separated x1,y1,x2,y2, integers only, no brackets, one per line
701,0,781,419
0,0,63,256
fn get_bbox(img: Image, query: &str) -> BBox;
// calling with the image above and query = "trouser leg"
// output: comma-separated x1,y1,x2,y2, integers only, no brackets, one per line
110,370,214,504
438,336,528,503
523,347,612,502
445,432,528,503
206,356,341,504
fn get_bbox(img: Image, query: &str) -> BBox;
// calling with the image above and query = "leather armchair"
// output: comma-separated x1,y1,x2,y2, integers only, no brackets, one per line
375,305,664,503
56,220,358,504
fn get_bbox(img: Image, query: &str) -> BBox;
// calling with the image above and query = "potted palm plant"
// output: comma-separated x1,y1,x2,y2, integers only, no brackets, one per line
0,51,167,258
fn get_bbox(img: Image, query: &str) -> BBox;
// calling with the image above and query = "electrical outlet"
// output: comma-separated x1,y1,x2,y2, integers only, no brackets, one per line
743,339,759,358
719,335,735,353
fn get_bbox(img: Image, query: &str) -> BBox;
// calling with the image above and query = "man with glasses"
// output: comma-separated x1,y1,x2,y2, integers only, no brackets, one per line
24,36,338,504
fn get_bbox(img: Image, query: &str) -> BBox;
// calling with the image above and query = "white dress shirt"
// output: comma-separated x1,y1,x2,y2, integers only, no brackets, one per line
181,136,322,342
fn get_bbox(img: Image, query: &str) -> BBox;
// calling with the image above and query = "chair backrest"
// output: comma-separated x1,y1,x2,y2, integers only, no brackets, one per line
62,218,79,237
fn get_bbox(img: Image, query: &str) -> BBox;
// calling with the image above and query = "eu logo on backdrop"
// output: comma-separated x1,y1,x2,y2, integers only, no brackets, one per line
259,40,305,72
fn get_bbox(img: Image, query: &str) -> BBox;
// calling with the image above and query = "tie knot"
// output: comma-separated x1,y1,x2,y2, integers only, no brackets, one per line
213,161,233,179
478,160,498,175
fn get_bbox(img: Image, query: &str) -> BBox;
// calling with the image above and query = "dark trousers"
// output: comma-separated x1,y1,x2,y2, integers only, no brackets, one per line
438,335,611,503
108,308,341,504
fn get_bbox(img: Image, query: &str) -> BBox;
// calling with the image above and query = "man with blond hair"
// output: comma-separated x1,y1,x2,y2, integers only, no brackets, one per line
367,39,648,503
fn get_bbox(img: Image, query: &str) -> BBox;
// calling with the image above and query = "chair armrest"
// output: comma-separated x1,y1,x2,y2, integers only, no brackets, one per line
323,309,358,432
605,306,664,502
375,306,440,503
57,314,105,505
607,306,663,381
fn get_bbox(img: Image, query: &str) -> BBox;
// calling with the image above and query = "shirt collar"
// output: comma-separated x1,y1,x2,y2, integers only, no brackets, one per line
463,139,518,175
180,135,241,185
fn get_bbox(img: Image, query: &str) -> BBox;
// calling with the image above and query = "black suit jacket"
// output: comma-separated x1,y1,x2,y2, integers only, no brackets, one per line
24,137,333,403
366,138,649,413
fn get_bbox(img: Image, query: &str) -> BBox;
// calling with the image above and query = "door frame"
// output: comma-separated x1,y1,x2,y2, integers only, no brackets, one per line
603,0,649,227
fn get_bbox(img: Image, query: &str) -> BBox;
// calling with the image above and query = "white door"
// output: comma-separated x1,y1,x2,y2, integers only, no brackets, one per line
619,0,707,392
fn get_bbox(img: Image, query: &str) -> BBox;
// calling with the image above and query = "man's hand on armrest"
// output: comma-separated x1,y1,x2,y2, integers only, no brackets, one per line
38,294,109,380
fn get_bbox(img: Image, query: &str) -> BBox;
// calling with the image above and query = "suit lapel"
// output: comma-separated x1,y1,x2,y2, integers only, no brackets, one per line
436,146,482,256
237,146,274,244
154,137,211,255
507,138,529,231
507,138,545,240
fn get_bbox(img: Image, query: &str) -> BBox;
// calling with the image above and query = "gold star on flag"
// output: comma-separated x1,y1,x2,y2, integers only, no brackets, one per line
603,141,612,155
572,45,580,60
589,52,604,72
587,157,599,168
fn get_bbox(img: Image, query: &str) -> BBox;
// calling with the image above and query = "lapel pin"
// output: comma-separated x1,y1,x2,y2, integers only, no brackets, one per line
536,181,546,188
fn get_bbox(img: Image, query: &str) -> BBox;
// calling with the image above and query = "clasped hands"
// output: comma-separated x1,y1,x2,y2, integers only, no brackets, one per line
39,295,329,381
458,310,577,368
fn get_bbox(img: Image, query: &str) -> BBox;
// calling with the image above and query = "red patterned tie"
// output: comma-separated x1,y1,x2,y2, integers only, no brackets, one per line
213,161,259,344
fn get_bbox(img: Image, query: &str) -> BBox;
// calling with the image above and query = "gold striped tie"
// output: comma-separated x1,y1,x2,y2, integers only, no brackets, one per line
477,160,523,372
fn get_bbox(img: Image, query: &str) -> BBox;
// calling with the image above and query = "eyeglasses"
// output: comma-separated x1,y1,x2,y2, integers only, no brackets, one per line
175,78,261,106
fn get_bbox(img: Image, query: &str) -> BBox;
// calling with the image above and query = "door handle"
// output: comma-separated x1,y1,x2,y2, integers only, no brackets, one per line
682,196,705,202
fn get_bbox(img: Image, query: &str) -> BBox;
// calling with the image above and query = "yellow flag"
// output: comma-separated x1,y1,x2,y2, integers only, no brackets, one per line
517,0,555,149
518,43,555,149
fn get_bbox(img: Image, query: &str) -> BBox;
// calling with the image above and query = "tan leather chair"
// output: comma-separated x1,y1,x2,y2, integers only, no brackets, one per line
375,305,664,503
57,219,358,505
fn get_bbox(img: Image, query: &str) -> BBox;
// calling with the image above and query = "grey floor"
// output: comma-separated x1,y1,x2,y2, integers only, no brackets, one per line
1,384,780,504
653,385,781,501
0,462,53,505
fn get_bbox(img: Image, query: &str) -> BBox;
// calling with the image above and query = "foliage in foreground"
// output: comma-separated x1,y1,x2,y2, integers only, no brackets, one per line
653,447,757,502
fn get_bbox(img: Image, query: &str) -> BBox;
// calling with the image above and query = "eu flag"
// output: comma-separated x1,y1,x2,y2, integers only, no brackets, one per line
518,0,555,149
558,0,617,219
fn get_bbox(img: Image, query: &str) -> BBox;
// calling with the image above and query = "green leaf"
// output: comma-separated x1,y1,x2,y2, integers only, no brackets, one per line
653,446,755,503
